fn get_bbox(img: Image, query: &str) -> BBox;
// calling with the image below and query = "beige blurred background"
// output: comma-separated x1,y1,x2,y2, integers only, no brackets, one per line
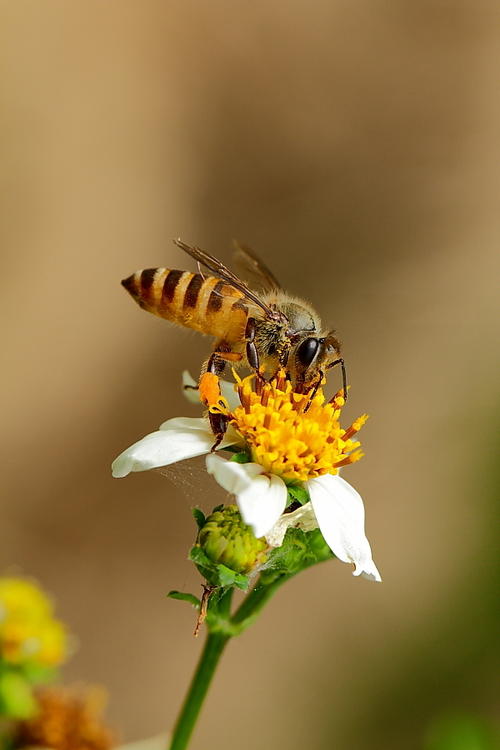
1,1,499,748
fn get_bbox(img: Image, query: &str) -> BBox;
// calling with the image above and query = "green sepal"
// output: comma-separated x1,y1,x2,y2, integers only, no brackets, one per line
192,507,206,530
0,671,37,720
167,590,201,609
221,444,244,454
216,564,249,590
260,527,334,585
286,484,310,506
229,451,251,464
189,545,250,591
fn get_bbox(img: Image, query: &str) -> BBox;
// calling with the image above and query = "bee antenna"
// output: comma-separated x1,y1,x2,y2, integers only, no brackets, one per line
341,358,347,402
327,357,348,402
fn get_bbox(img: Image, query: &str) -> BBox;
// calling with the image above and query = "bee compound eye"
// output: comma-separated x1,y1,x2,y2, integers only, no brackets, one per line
297,337,320,367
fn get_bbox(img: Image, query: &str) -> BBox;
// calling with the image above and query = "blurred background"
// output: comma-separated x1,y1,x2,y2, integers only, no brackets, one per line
1,1,498,748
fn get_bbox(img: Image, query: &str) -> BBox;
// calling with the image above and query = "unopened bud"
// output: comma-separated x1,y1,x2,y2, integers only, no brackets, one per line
198,505,268,575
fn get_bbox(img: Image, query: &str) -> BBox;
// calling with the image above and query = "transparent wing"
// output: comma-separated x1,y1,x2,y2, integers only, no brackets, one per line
232,240,282,292
174,238,284,322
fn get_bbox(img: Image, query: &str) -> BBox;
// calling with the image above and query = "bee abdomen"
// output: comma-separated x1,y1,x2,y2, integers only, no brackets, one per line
121,268,248,340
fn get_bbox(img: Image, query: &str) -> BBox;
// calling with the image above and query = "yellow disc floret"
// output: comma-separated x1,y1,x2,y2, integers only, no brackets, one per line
0,577,69,668
222,371,368,483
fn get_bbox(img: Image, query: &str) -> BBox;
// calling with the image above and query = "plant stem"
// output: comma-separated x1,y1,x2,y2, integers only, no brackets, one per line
169,631,229,750
168,575,289,750
232,574,290,629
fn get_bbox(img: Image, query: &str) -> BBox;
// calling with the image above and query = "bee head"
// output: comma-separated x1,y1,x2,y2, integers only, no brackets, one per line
294,332,345,394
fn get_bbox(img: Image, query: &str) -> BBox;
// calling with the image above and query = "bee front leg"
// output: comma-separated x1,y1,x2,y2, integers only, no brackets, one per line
304,370,324,412
245,318,266,386
326,358,348,402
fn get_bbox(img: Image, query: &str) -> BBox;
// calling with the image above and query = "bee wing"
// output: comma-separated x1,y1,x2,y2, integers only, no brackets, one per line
232,240,282,292
174,238,284,321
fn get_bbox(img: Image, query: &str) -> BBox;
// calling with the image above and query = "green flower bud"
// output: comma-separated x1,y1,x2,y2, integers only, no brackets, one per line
198,505,268,575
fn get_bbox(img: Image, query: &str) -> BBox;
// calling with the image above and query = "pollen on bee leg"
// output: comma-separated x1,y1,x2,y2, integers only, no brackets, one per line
199,372,222,407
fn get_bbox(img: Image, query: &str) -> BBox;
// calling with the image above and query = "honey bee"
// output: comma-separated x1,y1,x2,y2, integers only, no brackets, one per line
122,239,346,444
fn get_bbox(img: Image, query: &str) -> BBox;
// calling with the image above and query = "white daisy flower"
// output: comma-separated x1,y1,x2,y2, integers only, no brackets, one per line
112,371,381,582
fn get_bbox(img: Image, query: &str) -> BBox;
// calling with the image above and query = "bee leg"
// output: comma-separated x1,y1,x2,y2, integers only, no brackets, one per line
278,343,291,368
200,347,242,449
198,354,227,448
304,371,324,412
245,317,266,384
208,411,229,451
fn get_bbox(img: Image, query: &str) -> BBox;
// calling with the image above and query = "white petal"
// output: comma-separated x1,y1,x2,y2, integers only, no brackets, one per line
181,371,241,411
159,416,210,431
265,502,318,547
206,453,263,491
219,379,241,412
308,474,382,582
112,426,215,478
182,371,202,404
206,455,288,538
160,415,244,452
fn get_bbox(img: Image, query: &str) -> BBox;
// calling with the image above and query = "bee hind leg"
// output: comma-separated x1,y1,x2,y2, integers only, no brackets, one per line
200,347,242,449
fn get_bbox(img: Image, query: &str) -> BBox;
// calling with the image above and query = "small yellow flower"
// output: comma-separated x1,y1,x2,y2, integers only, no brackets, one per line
0,577,69,668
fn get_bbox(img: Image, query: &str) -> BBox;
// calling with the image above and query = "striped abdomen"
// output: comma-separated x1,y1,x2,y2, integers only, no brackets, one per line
121,268,249,342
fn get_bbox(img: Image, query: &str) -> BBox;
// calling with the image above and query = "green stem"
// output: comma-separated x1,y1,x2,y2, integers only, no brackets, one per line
168,576,288,750
169,631,229,750
232,574,290,629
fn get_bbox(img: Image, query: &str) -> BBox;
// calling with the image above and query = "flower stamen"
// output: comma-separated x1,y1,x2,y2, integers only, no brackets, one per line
219,370,367,483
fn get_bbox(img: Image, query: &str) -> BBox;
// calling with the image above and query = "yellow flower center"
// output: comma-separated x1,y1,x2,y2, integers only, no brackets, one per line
215,371,368,483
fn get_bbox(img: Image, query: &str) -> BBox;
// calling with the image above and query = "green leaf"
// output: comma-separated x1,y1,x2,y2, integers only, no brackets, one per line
230,451,251,464
189,545,211,567
192,507,206,529
286,484,310,506
167,590,201,608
